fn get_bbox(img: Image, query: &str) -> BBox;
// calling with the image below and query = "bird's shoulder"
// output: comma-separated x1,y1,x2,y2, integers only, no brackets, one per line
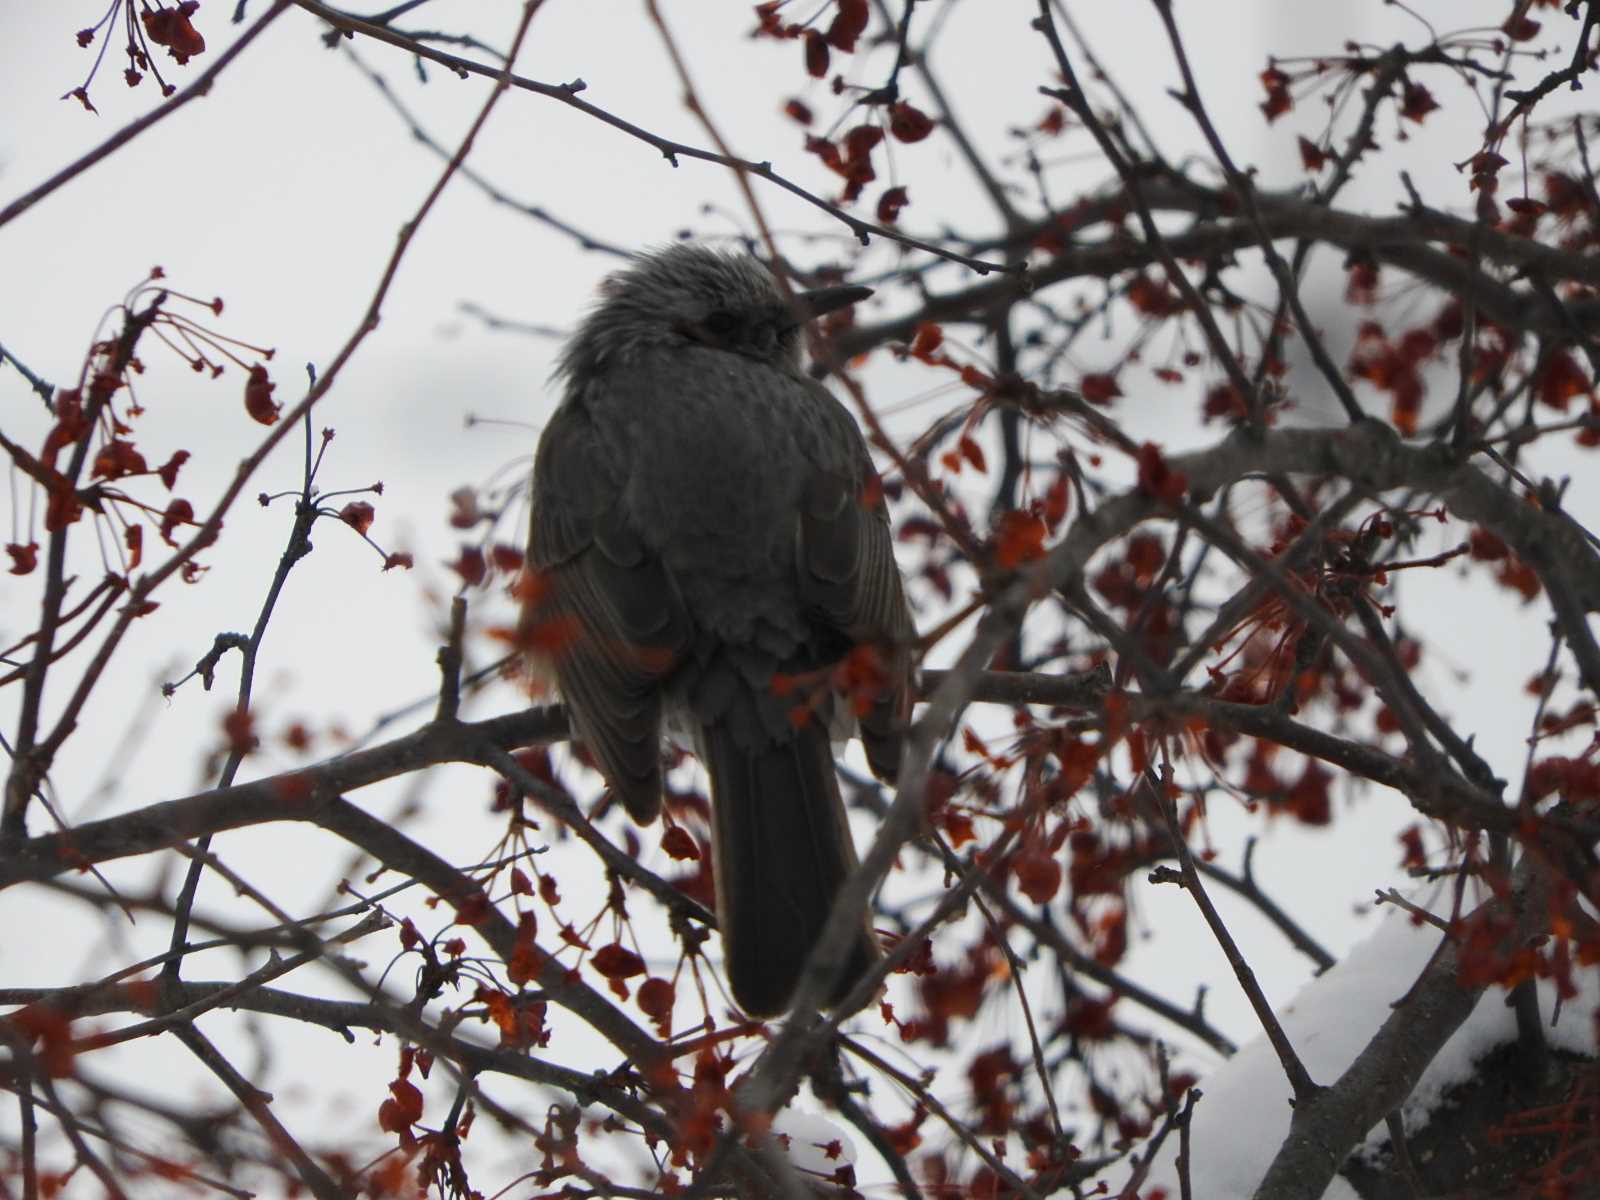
529,395,627,567
585,345,874,479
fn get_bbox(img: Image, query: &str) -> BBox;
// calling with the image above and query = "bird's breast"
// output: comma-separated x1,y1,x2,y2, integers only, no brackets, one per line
610,348,830,643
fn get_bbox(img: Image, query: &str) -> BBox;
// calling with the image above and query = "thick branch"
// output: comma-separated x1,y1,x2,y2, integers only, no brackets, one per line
836,180,1600,358
1253,862,1549,1198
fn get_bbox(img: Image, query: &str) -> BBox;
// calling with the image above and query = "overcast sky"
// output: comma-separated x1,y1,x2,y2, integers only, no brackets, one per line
1,2,1589,1192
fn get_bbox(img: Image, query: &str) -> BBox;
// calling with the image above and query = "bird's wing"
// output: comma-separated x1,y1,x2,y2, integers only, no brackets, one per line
796,389,916,782
525,398,691,823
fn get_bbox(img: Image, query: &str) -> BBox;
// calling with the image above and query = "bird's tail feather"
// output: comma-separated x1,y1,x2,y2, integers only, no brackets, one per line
703,719,880,1017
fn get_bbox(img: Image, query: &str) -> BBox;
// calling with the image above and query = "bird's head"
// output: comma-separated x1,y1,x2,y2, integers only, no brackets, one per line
558,243,871,380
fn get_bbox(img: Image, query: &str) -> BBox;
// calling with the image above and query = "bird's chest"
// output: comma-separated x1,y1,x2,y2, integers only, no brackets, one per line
620,364,818,574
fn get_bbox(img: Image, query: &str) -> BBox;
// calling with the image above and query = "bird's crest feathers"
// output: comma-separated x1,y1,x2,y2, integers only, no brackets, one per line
558,243,804,384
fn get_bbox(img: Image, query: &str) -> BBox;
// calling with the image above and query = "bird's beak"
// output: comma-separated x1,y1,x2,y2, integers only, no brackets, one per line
794,283,874,323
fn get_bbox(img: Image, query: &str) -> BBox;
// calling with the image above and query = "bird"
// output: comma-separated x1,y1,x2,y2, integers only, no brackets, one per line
521,243,914,1017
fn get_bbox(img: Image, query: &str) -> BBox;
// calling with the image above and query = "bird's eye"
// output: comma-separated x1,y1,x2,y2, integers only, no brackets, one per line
702,310,739,339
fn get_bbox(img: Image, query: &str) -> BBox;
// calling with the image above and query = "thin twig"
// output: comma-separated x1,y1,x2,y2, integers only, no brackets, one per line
0,2,292,230
1145,764,1320,1103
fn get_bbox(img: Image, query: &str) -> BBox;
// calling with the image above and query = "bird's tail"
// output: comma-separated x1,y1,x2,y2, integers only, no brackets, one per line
701,718,880,1017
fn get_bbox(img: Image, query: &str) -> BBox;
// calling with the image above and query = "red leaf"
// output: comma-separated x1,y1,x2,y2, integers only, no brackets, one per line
157,450,190,489
751,1,790,38
1201,383,1246,424
888,101,935,143
62,87,98,114
840,160,875,203
1398,825,1427,868
6,542,38,575
1283,761,1331,825
1345,260,1380,305
943,809,975,847
1042,475,1070,527
222,707,257,755
958,435,986,473
156,499,195,547
449,545,487,586
804,134,843,174
44,484,84,533
378,1078,424,1133
661,825,701,861
824,0,869,51
339,501,375,535
783,98,813,125
92,439,147,480
1014,849,1062,903
842,124,884,163
483,988,549,1049
1468,527,1508,561
507,911,540,985
453,892,490,926
590,942,646,981
637,976,676,1026
1259,66,1291,122
803,29,830,78
993,510,1047,568
1400,82,1438,124
447,487,483,528
42,389,89,468
1297,136,1328,172
1537,349,1591,411
876,185,910,224
1135,442,1188,503
10,1006,76,1078
910,322,944,361
519,613,581,656
1127,275,1178,317
1474,150,1510,177
1545,171,1586,215
1079,372,1122,405
243,364,279,425
141,0,206,63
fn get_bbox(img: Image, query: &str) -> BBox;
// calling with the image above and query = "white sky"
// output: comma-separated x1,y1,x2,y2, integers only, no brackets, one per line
1,1,1593,1194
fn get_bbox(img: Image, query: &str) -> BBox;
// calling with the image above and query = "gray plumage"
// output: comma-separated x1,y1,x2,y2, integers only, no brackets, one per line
523,244,913,1017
